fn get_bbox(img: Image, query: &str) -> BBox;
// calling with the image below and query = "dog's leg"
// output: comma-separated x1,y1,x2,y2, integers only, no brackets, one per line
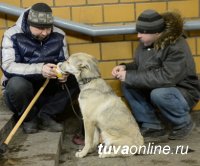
75,120,95,158
89,127,99,153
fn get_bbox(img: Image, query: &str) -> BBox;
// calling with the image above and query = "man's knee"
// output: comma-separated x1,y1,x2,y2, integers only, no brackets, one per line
150,88,170,104
6,77,33,95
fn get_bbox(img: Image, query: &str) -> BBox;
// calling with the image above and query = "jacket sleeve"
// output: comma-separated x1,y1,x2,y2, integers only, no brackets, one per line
1,28,44,79
125,61,138,70
125,45,187,89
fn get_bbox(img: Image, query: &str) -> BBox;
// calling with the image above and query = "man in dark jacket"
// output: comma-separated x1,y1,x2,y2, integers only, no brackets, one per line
1,3,79,134
112,10,200,140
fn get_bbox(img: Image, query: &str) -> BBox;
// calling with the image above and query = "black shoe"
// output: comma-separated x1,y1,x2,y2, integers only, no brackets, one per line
168,121,195,140
39,118,63,132
140,127,166,138
23,119,38,134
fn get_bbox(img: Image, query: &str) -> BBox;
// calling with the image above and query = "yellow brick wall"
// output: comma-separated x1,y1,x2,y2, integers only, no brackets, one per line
0,0,200,109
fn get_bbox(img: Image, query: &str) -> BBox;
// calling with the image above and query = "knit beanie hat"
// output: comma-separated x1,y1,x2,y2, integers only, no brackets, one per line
136,9,165,34
27,3,53,28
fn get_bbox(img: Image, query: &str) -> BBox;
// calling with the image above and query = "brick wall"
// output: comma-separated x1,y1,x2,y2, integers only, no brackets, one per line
0,0,200,109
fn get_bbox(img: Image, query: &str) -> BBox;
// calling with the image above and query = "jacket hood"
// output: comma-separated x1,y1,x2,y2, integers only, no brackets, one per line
154,11,184,50
16,8,29,29
16,8,33,37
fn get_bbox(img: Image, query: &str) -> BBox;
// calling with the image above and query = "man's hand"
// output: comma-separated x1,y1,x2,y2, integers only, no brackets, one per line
42,63,57,79
115,70,126,81
111,65,126,80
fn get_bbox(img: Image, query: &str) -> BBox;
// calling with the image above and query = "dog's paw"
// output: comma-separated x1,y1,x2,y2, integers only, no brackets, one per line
75,151,86,158
99,153,107,158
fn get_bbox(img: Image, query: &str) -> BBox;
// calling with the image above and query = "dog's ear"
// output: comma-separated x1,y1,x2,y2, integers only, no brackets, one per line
90,56,99,65
78,62,90,71
78,58,100,78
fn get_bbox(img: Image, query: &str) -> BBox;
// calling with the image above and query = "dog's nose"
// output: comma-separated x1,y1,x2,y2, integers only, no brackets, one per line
57,62,62,69
55,62,63,78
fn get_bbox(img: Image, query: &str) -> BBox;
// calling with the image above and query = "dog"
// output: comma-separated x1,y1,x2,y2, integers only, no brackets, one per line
58,52,144,158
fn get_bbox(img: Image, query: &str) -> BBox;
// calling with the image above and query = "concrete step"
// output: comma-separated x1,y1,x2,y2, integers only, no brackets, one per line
0,96,64,166
0,97,14,143
1,129,63,166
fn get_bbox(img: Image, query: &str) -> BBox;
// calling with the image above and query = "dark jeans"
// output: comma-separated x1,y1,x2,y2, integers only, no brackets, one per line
122,83,191,130
4,75,80,122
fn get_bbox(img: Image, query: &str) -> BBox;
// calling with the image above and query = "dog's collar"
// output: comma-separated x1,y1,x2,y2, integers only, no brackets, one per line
79,76,100,85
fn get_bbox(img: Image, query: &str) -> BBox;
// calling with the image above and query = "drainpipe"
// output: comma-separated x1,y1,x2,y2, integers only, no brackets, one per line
0,3,200,36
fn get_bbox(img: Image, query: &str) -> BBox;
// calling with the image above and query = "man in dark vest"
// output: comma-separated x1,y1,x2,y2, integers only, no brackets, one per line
1,3,79,134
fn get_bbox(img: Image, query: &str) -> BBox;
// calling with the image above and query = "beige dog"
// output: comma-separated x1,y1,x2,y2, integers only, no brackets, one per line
58,53,144,158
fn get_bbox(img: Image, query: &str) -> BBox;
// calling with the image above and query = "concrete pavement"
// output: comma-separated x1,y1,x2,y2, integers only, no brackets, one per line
59,115,200,166
0,96,200,166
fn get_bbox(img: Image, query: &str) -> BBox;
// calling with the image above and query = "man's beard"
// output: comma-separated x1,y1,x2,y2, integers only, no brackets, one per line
32,34,49,41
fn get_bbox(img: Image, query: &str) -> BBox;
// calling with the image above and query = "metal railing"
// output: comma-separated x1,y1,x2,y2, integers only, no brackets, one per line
0,3,200,36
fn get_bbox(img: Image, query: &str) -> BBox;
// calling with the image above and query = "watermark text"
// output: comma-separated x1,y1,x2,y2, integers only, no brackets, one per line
98,142,189,155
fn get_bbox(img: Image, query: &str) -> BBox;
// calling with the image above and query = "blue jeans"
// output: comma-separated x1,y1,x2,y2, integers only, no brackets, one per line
122,83,191,130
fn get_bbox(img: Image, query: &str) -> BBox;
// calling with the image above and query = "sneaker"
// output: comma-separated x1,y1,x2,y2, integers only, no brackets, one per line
140,127,166,138
23,119,38,134
168,121,195,140
39,118,63,132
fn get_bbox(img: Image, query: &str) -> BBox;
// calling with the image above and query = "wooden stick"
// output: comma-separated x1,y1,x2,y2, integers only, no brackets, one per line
4,79,49,145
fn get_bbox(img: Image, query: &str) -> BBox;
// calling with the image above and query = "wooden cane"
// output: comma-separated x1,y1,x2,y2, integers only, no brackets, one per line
3,79,49,145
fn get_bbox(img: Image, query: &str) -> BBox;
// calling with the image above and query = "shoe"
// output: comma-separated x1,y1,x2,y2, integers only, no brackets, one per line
23,119,38,134
72,133,85,145
39,118,63,132
168,121,195,140
140,127,166,138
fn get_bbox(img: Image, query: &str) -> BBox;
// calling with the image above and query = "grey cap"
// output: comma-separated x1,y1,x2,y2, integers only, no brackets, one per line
27,3,54,28
136,9,165,34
